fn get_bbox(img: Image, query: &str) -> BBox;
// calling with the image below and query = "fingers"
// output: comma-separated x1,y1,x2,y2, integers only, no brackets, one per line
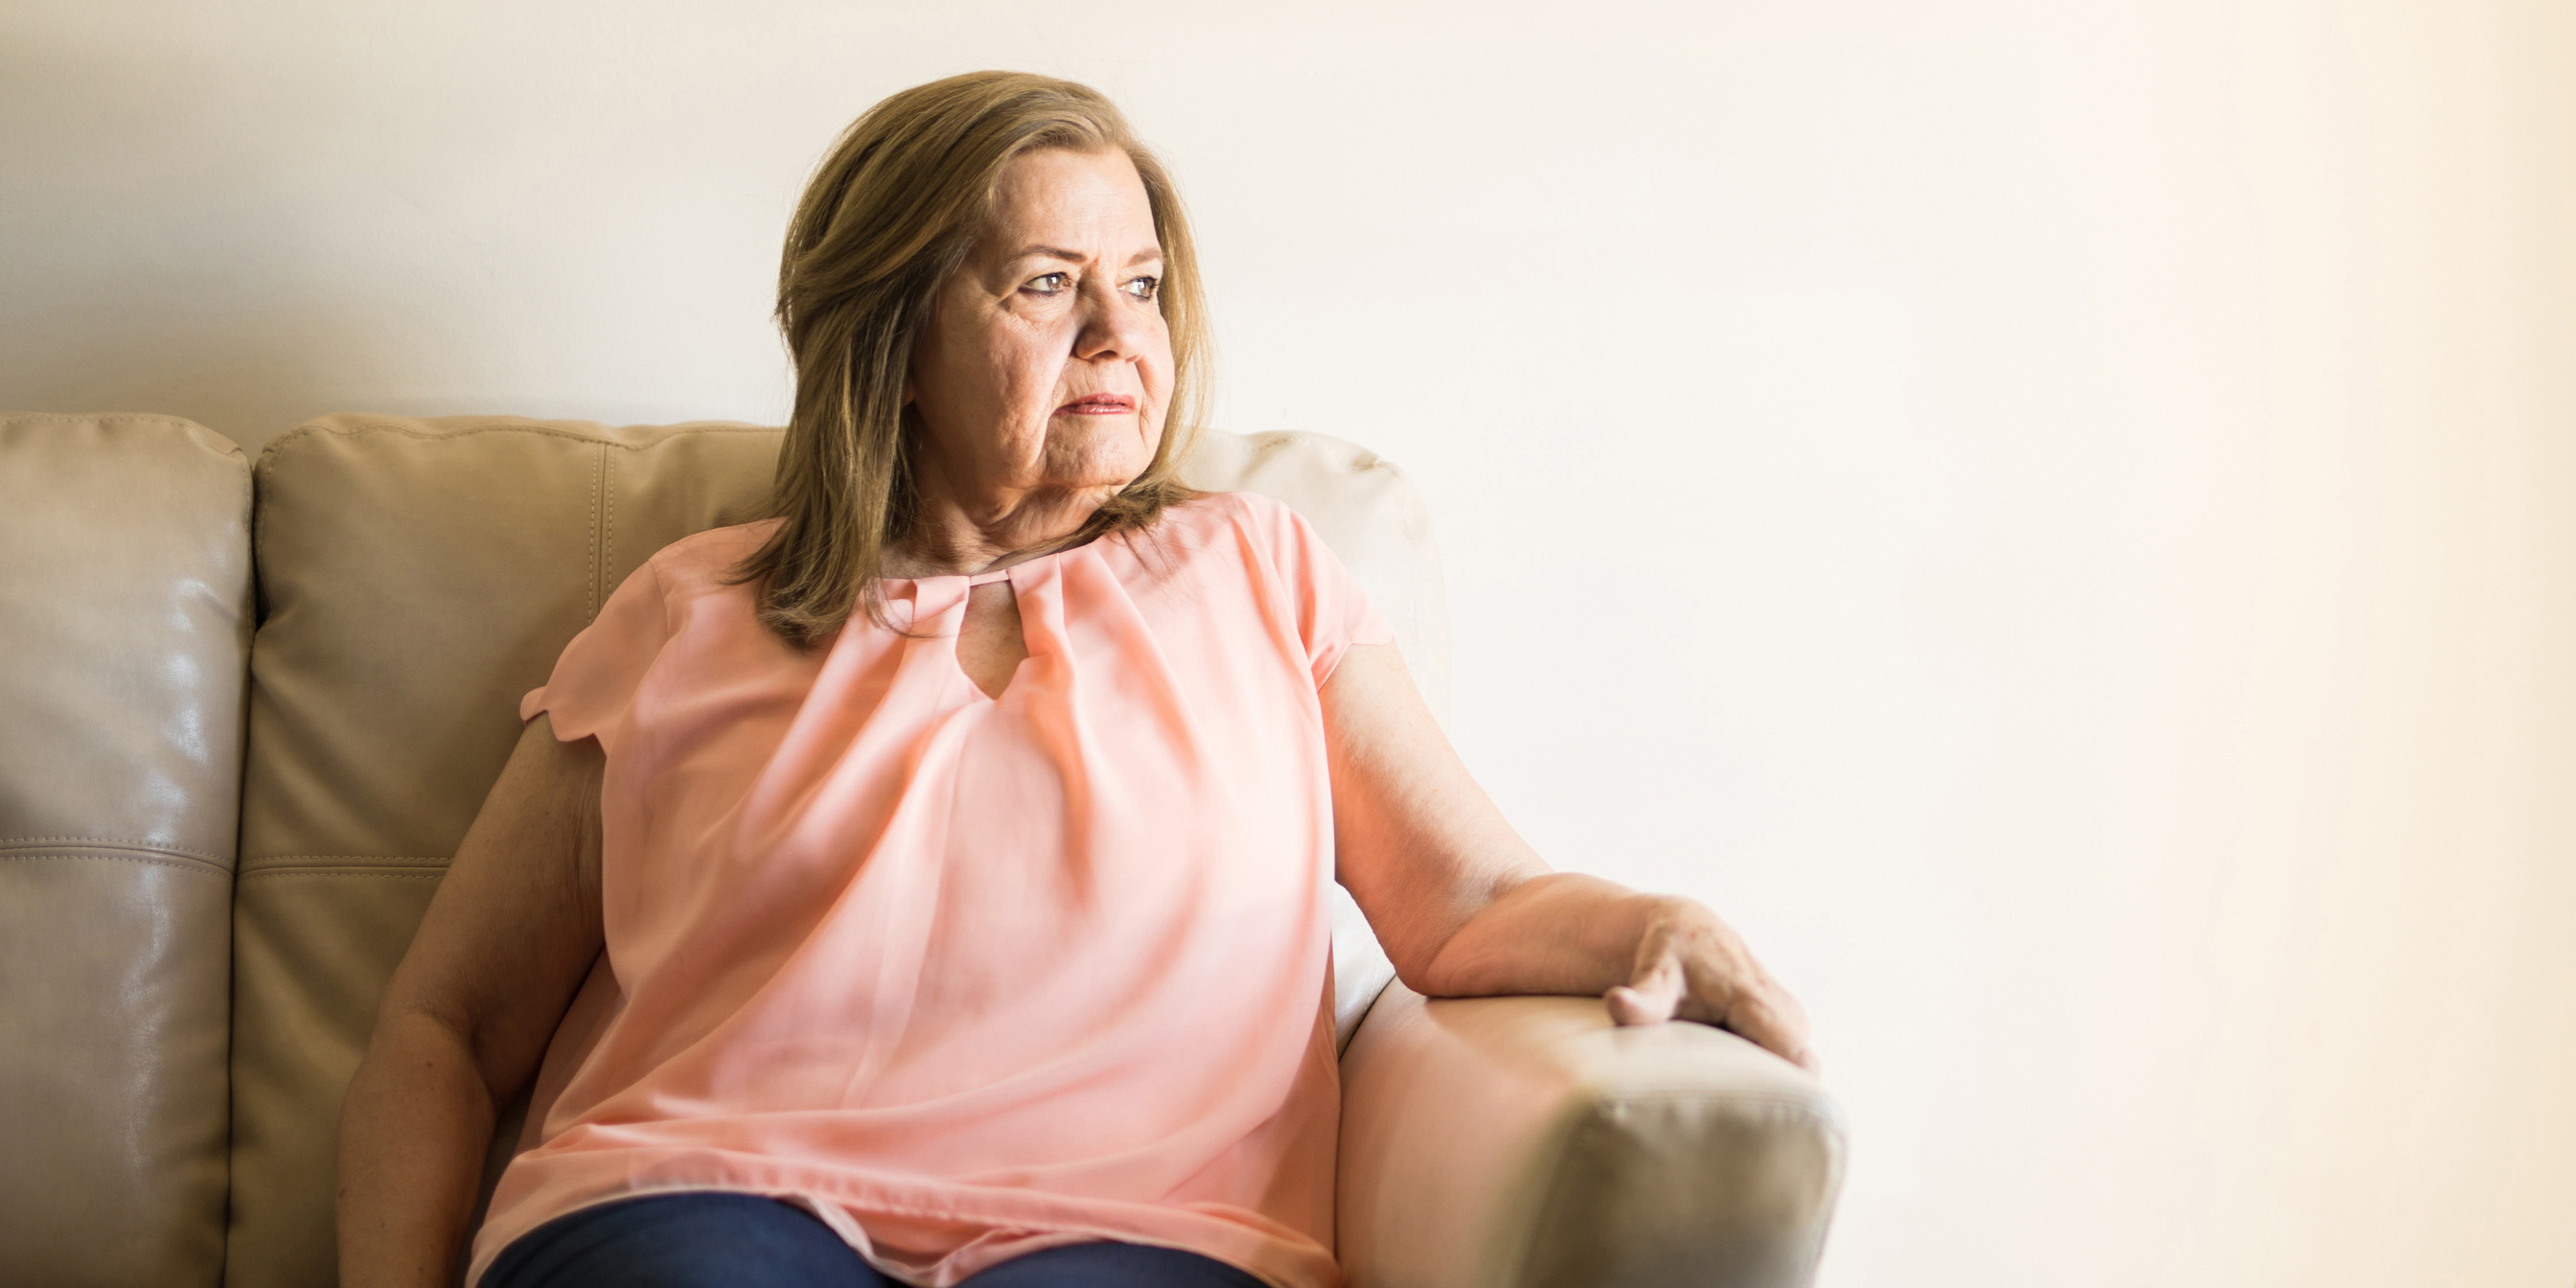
1721,980,1820,1071
1605,948,1684,1026
1608,904,1823,1071
1604,983,1674,1025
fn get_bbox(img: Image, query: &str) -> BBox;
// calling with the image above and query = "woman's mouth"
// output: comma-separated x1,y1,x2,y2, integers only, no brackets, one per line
1057,394,1136,416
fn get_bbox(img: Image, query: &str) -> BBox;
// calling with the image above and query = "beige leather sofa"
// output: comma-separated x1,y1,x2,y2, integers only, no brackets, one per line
0,410,1843,1288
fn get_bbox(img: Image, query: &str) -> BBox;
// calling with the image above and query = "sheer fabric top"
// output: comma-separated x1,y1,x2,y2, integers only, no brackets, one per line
465,492,1392,1288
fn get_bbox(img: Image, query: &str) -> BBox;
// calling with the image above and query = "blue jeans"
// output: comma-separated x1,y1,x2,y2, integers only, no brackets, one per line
480,1191,1272,1288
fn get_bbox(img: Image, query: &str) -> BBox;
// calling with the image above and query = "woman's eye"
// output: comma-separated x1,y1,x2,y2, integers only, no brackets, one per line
1024,272,1071,295
1123,275,1161,302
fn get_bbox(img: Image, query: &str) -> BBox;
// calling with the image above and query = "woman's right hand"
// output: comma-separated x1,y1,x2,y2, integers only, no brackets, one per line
335,716,607,1288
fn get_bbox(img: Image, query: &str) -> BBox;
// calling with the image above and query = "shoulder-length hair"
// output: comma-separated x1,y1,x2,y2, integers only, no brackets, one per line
732,70,1208,646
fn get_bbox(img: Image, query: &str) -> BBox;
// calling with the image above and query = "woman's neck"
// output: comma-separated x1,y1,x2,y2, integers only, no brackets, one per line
882,484,1116,579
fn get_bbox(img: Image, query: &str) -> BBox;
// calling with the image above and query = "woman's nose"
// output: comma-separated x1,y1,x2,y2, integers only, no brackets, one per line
1070,284,1151,361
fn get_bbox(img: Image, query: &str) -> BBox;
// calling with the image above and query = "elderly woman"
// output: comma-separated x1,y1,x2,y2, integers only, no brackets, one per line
336,71,1813,1288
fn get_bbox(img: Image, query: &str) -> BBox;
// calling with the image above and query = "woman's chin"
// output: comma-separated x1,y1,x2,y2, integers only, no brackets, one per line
1038,430,1158,492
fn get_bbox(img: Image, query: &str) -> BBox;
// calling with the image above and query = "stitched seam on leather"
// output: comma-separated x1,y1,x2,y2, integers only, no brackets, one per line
586,442,604,619
257,420,779,460
239,855,446,877
239,853,446,870
1576,1095,1848,1173
0,852,231,876
0,835,227,862
242,853,447,861
1,411,209,431
1581,1093,1850,1153
16,413,253,470
239,869,444,881
602,443,619,605
3,411,196,424
1593,1091,1840,1115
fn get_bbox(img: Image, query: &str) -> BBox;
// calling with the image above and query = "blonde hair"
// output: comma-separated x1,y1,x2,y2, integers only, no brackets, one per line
733,71,1208,646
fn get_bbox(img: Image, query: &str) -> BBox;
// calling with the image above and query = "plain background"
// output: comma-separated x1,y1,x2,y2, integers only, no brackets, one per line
7,2,2573,1284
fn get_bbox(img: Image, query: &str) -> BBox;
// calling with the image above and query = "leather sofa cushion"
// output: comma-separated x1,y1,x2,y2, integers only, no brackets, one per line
0,412,250,1288
227,416,780,1288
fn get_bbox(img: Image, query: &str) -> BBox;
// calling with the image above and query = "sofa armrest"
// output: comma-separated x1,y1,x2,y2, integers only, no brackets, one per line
1336,982,1844,1288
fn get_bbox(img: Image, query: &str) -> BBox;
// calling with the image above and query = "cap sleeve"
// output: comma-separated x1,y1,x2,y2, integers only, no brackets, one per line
1262,499,1397,689
520,559,673,745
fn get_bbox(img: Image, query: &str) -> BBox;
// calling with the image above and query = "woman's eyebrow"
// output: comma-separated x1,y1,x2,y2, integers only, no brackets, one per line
1007,244,1165,265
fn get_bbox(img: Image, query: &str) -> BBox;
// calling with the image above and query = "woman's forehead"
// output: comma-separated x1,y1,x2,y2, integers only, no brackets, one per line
983,149,1159,259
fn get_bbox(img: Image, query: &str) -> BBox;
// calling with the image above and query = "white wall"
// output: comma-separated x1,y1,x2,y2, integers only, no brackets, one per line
8,2,2573,1283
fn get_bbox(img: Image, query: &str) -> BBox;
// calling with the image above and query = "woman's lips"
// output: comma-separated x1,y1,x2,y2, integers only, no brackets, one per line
1057,394,1136,415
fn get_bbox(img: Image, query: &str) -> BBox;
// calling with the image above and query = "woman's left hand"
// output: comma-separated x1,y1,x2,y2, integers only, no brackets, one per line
1319,645,1819,1072
1605,899,1820,1071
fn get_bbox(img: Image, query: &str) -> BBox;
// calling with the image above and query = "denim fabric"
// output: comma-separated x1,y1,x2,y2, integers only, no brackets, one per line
479,1191,1271,1288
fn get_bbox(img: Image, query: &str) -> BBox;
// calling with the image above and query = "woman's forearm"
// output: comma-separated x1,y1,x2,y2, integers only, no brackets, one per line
1412,871,1818,1068
336,1009,502,1288
1318,645,1813,1063
1410,870,1677,998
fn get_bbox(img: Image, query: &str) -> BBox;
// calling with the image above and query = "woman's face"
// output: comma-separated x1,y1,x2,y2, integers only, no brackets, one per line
906,147,1173,522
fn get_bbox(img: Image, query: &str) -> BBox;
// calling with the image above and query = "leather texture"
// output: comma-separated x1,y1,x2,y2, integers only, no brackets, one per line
1337,982,1844,1288
222,415,1440,1288
0,412,250,1288
226,416,782,1288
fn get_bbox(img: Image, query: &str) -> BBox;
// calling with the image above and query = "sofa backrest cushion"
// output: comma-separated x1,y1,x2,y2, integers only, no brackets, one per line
0,412,251,1288
226,415,1445,1287
226,416,778,1288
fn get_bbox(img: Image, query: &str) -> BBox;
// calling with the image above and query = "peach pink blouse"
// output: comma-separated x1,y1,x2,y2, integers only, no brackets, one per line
465,492,1390,1288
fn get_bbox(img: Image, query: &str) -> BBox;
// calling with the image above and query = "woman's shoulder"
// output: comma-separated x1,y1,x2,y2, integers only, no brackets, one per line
1145,490,1350,595
1147,488,1386,673
1164,487,1340,558
1157,488,1300,542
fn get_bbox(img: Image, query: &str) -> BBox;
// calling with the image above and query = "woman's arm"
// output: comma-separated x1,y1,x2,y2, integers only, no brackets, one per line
1321,643,1816,1070
335,715,608,1288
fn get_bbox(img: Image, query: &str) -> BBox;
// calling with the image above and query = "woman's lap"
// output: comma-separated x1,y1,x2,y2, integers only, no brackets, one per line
479,1192,1268,1288
478,1193,878,1288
